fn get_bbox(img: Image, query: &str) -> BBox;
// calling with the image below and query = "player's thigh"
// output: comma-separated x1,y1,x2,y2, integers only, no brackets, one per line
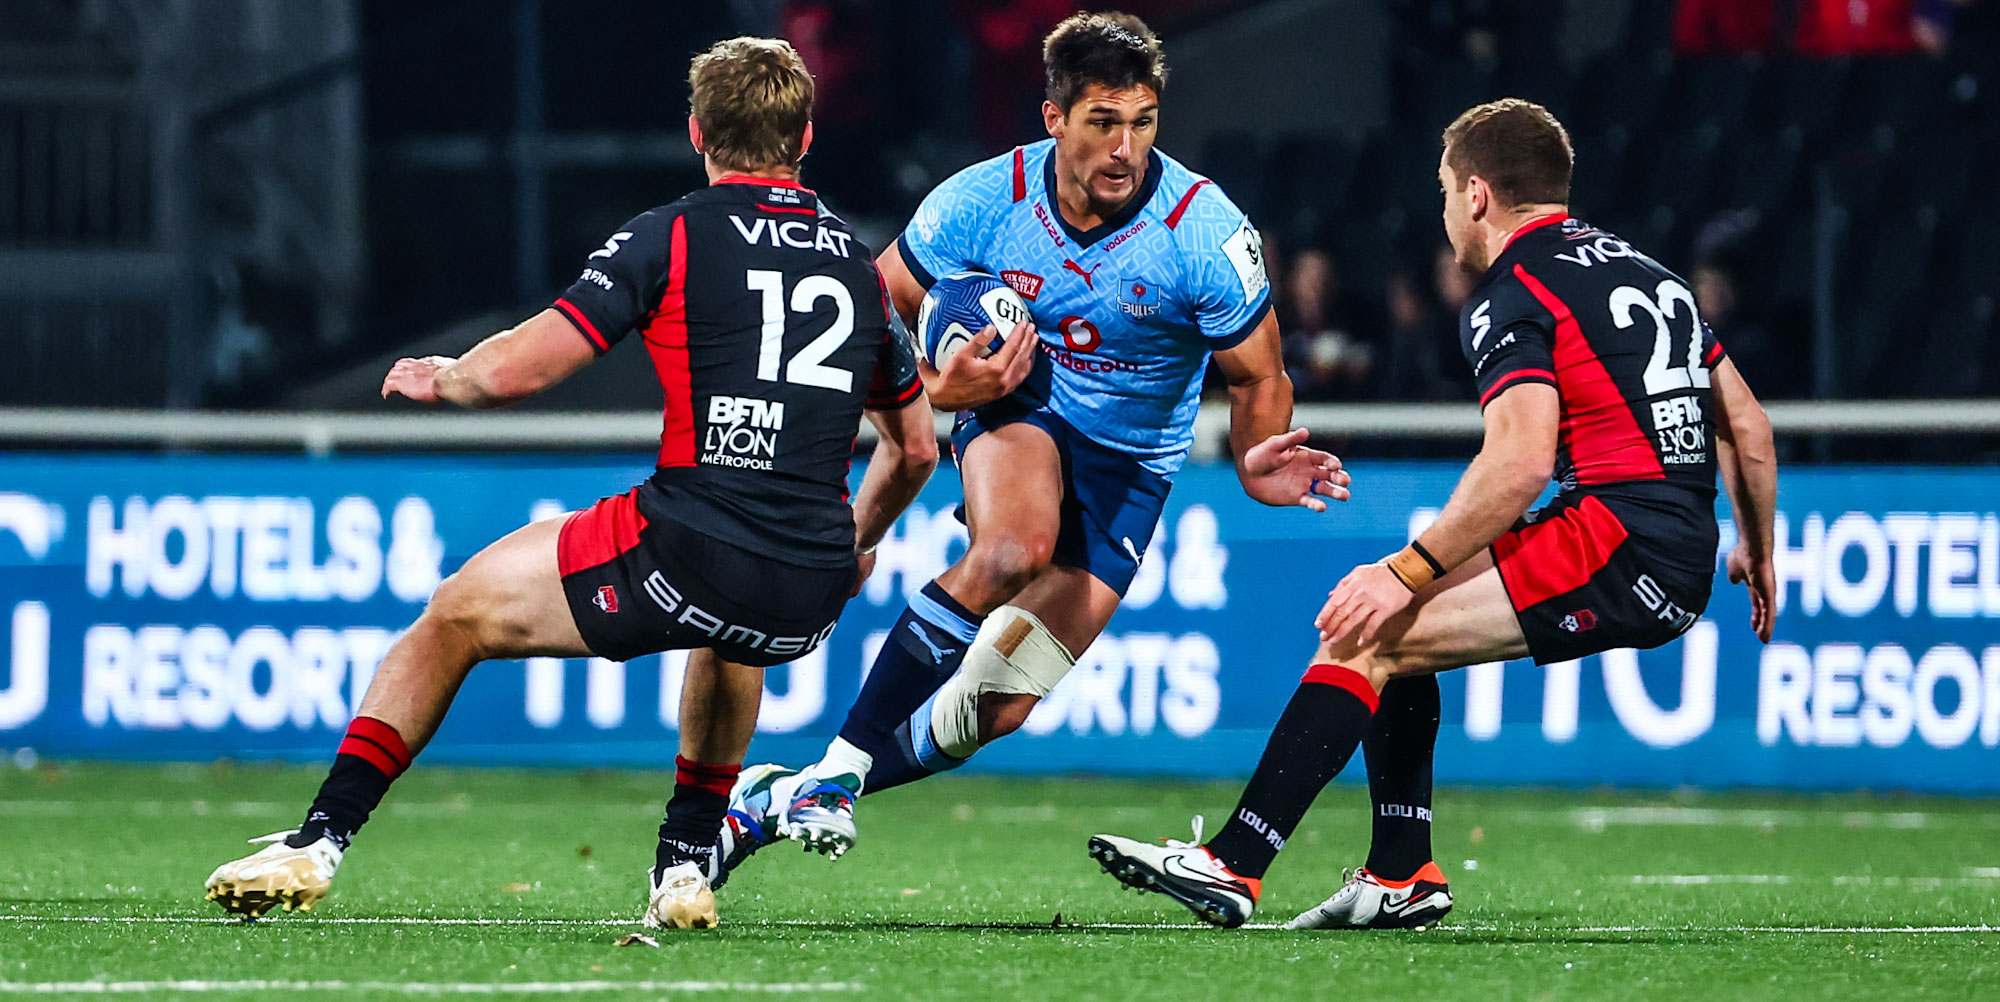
432,515,591,659
1011,564,1123,656
1321,550,1528,676
957,420,1064,557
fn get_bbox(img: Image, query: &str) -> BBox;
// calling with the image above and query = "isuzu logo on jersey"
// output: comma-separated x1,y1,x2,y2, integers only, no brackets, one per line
1118,277,1160,319
701,395,785,471
1000,270,1044,300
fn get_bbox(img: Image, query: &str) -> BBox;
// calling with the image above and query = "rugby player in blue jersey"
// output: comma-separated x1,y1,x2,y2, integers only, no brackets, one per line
707,11,1350,881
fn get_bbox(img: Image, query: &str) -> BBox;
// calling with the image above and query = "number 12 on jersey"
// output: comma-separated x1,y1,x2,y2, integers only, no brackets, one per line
746,269,855,392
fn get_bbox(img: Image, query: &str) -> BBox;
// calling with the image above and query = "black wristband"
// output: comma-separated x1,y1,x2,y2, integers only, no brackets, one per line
1409,539,1447,578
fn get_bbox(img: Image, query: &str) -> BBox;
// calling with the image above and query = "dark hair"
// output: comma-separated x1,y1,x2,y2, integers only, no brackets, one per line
1441,98,1573,207
1043,12,1168,113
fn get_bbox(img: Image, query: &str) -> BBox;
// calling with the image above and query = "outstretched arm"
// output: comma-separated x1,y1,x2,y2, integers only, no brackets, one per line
1711,357,1777,642
1210,311,1349,510
382,309,599,409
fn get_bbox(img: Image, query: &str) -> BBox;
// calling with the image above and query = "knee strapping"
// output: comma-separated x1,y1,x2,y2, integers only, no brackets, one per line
927,606,1076,759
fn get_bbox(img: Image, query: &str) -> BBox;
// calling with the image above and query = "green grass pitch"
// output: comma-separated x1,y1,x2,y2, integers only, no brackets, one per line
3,762,1997,1000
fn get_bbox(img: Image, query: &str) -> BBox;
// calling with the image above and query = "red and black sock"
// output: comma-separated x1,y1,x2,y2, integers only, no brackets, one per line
290,716,412,849
1204,664,1379,880
1363,675,1440,882
657,755,741,876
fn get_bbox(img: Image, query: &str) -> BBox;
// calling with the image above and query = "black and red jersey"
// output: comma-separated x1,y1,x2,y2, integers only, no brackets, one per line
1460,215,1727,504
551,177,922,568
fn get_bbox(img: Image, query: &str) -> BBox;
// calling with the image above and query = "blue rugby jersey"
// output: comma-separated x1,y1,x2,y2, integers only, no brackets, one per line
897,139,1271,476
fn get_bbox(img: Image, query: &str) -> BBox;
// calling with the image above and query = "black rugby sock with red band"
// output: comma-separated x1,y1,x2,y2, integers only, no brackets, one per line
657,755,741,875
1204,664,1379,880
289,716,413,849
1363,675,1441,882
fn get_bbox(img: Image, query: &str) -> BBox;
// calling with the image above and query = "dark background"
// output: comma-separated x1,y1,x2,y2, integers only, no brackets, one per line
3,0,1995,443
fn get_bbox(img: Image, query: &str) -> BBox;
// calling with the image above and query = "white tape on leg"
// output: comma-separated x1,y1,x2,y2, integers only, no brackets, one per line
928,606,1076,759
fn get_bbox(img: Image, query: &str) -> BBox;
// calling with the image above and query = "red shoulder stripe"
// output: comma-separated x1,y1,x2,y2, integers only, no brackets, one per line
1480,369,1556,407
553,298,609,352
1164,179,1214,229
1012,147,1027,202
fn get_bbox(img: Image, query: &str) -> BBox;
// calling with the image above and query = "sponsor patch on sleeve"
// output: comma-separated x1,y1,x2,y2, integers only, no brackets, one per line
1220,220,1269,301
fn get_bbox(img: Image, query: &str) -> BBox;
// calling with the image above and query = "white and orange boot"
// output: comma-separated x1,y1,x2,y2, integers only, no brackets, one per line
1087,818,1261,928
1286,862,1453,929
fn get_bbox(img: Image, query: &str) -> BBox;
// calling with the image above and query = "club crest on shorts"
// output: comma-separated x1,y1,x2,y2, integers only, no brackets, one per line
1558,608,1597,633
593,585,619,614
1118,276,1160,318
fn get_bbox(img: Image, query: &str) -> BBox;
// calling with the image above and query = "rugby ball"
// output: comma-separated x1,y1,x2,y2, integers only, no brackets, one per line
915,271,1032,368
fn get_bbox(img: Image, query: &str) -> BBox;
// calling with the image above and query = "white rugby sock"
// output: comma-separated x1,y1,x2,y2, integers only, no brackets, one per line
811,736,874,790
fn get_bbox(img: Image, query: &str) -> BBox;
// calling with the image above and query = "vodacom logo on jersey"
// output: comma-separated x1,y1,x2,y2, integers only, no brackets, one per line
1056,315,1102,352
1044,316,1143,375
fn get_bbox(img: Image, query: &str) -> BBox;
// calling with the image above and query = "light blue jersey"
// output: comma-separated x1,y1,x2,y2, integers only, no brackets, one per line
897,139,1271,477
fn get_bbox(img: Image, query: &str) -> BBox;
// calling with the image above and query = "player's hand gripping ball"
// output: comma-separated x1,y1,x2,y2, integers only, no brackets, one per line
915,271,1032,368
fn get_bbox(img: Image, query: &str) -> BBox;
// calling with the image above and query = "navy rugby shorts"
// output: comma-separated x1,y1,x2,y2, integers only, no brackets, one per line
950,404,1172,598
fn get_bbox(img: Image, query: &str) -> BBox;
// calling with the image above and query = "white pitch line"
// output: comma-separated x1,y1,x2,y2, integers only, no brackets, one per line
0,915,1282,931
1627,874,1791,885
3,916,1997,935
1570,807,1936,830
1553,925,2000,935
0,980,859,995
1624,874,2000,887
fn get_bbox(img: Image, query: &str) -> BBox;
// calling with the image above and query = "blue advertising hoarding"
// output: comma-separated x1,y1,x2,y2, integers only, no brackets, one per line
0,453,1995,791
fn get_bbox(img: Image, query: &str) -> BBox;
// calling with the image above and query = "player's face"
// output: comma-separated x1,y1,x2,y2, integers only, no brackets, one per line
1438,153,1482,273
1047,84,1160,210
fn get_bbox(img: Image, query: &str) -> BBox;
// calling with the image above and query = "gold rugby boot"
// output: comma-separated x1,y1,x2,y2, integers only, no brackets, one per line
204,831,342,918
642,861,719,930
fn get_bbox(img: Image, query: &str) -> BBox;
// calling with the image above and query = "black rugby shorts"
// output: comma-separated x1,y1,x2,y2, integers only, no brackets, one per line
557,488,853,667
1490,491,1715,665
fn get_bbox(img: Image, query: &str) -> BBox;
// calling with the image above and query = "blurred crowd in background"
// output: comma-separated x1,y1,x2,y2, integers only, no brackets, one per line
4,0,1995,416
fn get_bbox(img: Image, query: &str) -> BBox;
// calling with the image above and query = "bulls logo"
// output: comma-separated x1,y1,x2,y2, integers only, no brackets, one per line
1118,276,1160,319
593,585,619,614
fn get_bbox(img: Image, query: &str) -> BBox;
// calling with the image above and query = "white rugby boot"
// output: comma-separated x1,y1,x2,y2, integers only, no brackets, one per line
777,768,860,860
1087,817,1260,928
204,831,343,919
1286,862,1454,929
643,861,719,930
708,763,797,889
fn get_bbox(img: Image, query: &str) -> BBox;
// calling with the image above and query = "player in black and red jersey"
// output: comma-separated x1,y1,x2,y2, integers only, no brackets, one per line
1088,99,1779,929
203,38,937,931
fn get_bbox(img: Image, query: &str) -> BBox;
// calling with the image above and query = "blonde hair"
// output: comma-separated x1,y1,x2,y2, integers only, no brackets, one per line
688,37,814,173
